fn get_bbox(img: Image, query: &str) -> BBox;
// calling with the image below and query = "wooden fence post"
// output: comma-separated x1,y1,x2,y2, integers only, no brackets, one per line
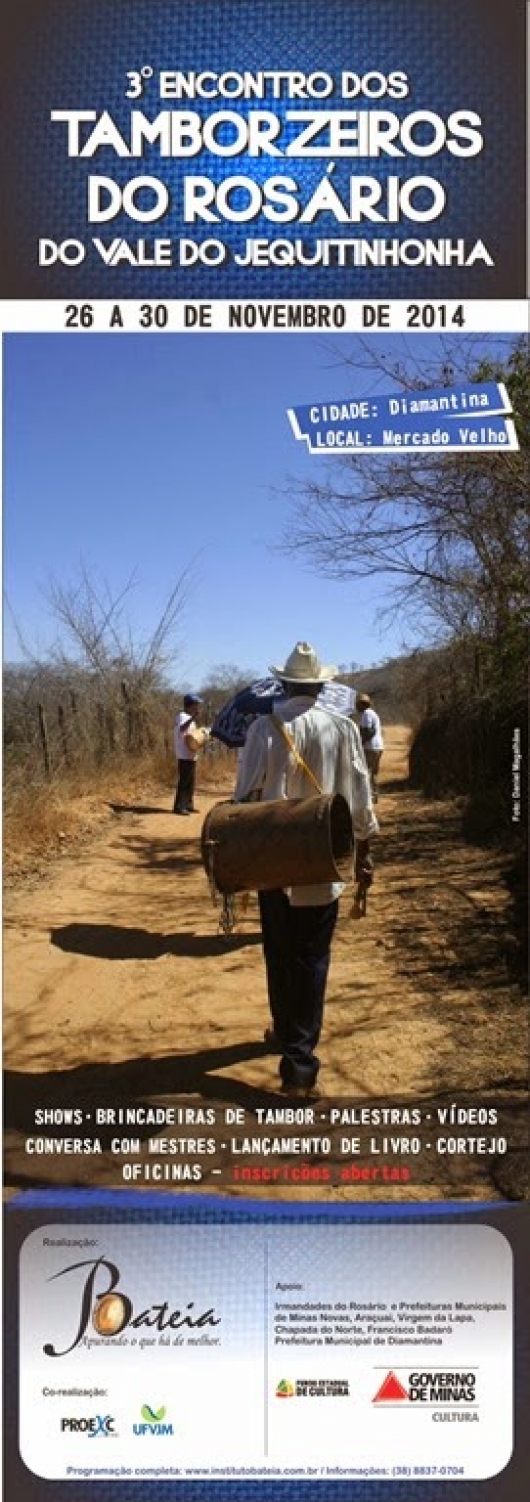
121,681,134,751
37,704,51,776
96,703,106,763
57,703,70,766
106,710,116,753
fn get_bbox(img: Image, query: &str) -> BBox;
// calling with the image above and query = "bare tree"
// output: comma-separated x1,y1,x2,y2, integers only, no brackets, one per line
45,559,194,689
42,561,196,752
200,662,259,695
280,337,529,652
4,562,197,774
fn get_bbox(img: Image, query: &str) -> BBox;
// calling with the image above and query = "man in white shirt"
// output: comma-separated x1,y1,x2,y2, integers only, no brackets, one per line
234,641,378,1095
173,693,209,815
357,693,384,802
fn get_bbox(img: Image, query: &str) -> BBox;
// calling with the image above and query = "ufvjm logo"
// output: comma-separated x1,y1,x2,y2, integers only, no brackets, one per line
133,1404,174,1437
60,1415,116,1437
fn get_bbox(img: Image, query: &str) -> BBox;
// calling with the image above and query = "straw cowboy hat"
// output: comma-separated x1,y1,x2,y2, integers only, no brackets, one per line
269,640,339,683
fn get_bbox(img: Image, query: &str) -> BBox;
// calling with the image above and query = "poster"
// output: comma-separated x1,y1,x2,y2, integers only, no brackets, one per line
2,2,528,1499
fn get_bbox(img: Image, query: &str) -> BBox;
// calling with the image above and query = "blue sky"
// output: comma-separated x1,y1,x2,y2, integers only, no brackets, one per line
3,331,513,689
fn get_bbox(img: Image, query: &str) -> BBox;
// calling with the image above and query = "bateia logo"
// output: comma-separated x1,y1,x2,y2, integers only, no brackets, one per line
42,1255,220,1357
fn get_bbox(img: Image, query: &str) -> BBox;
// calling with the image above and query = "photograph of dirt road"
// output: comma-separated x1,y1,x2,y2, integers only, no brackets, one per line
4,332,528,1204
4,722,526,1202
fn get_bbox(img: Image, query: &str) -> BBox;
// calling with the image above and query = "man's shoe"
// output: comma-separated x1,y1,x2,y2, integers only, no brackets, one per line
280,1079,320,1102
264,1028,282,1053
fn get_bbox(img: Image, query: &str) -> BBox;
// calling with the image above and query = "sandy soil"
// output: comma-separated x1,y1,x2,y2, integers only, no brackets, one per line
4,727,527,1202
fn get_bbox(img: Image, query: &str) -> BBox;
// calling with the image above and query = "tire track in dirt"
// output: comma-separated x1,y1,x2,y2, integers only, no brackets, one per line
4,727,527,1201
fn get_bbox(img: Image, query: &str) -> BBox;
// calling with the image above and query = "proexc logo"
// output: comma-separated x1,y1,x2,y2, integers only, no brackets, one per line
61,1415,116,1437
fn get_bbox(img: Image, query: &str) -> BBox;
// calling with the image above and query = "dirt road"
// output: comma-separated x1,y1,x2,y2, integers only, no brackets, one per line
4,727,527,1202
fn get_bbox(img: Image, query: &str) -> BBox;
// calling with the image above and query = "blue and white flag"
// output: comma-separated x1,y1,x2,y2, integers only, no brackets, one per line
211,678,356,749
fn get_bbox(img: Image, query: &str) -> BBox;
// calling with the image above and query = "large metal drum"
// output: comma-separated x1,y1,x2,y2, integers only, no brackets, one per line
201,794,353,894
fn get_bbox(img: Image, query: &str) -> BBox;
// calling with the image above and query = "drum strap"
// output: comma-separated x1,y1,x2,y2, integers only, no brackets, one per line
270,714,323,794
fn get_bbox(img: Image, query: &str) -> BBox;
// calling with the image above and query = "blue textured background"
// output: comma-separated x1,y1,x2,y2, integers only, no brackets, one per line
0,0,526,298
5,1195,530,1501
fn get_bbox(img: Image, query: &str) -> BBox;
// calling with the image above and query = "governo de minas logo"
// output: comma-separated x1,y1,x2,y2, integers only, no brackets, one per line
133,1404,174,1437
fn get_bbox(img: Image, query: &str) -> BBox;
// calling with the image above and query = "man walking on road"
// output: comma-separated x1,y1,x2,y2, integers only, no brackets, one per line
357,694,384,801
234,641,378,1096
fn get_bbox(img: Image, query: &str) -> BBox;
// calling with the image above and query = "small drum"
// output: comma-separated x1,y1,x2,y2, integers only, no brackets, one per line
201,794,353,894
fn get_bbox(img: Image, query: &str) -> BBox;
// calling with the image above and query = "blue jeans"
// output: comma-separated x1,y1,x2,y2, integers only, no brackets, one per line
258,889,338,1086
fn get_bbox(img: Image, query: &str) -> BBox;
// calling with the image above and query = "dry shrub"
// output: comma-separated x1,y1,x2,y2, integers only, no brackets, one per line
4,756,159,876
6,770,114,876
197,745,237,792
409,699,527,843
4,743,236,878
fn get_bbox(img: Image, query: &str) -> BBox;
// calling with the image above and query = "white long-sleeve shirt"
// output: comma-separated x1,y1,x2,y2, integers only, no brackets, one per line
360,707,384,751
234,694,378,905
